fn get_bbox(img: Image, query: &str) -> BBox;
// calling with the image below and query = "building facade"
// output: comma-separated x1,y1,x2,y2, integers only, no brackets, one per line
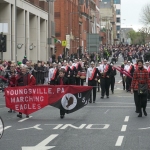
100,0,116,45
113,0,121,42
0,0,55,62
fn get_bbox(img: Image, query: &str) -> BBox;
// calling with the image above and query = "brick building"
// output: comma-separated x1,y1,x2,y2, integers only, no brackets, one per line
54,0,90,57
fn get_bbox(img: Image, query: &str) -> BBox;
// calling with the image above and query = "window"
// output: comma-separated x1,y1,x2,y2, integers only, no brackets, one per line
117,34,120,39
114,0,120,4
116,17,120,23
116,25,120,31
116,9,120,15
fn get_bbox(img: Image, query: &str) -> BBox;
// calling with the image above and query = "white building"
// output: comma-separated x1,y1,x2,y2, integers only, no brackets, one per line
0,0,55,63
113,0,121,42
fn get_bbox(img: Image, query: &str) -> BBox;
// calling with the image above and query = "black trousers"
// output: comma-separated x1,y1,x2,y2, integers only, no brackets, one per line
126,77,132,91
134,91,147,112
110,77,115,92
100,78,110,97
97,81,100,92
68,77,75,85
88,80,97,102
122,76,126,89
60,110,65,115
50,80,55,85
80,79,84,86
76,77,80,85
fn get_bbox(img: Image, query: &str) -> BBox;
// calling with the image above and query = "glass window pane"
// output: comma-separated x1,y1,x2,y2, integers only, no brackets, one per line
114,0,120,4
116,9,120,15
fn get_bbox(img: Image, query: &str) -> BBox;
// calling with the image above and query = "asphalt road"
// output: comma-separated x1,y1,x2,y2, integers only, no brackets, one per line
0,57,150,150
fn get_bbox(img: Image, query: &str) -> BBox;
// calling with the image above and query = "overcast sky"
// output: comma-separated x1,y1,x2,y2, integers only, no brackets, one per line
121,0,150,31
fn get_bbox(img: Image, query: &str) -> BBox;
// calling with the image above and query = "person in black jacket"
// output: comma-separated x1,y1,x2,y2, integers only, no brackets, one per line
56,69,68,119
86,61,101,103
110,63,117,94
98,59,112,98
120,60,127,90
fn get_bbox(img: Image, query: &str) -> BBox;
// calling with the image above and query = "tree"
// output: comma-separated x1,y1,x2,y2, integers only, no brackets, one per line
127,30,145,45
140,3,150,25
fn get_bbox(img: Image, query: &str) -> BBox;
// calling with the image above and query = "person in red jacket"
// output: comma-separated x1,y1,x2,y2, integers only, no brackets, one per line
16,65,36,118
131,59,150,117
5,63,17,113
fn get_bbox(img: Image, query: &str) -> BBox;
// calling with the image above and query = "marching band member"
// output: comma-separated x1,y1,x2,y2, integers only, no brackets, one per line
68,61,77,85
16,65,36,118
96,62,102,92
48,62,58,85
144,61,149,70
147,61,150,101
99,59,112,98
61,60,72,79
121,60,127,90
73,59,82,85
124,61,134,92
5,63,17,113
86,61,101,103
110,63,117,94
80,67,86,86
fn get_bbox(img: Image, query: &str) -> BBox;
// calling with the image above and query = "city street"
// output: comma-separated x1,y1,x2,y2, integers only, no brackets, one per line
0,61,150,150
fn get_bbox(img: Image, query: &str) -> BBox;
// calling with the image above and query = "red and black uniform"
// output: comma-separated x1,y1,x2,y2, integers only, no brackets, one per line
110,66,117,93
75,63,82,85
61,66,72,79
99,64,112,98
68,66,77,85
86,67,101,103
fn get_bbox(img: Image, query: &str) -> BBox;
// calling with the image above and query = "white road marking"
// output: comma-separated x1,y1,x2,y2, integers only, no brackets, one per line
104,109,109,114
18,124,42,130
139,127,150,130
36,134,58,146
124,116,129,122
18,116,32,122
115,136,124,146
4,126,11,130
117,96,132,97
22,134,58,150
118,80,122,83
121,125,127,132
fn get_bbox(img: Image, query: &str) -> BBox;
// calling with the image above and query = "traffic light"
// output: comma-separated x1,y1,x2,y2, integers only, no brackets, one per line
0,33,6,52
55,46,57,53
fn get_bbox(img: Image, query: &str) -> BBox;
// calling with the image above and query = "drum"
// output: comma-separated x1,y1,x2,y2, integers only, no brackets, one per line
80,72,86,79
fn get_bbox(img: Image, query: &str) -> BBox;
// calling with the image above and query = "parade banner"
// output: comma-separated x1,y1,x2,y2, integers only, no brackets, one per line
5,85,92,115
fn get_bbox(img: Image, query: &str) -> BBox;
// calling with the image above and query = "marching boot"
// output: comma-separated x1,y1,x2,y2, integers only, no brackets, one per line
17,114,22,118
8,109,12,113
60,115,64,119
143,108,147,116
138,110,142,117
